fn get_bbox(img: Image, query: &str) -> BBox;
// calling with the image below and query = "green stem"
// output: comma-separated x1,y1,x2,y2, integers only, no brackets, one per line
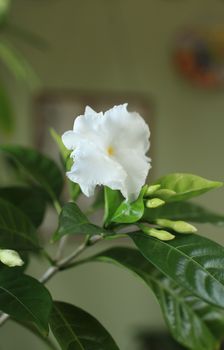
53,198,62,215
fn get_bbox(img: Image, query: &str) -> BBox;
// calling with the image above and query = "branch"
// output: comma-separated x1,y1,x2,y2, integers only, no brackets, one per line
0,234,103,327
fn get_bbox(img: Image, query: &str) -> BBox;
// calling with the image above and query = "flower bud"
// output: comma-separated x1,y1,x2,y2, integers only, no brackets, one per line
156,219,197,234
145,184,161,197
154,189,176,200
0,249,24,267
139,225,175,241
146,198,165,208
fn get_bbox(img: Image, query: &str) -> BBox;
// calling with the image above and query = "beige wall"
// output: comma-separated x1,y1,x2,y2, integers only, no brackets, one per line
1,0,224,349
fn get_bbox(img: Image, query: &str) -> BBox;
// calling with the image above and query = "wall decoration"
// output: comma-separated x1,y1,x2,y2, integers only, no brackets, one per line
174,25,224,88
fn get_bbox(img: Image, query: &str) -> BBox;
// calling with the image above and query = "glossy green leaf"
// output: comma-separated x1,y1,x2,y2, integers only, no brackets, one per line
0,269,52,334
0,198,39,251
50,301,120,350
104,187,122,227
153,173,222,202
85,247,224,350
0,145,64,202
0,186,46,227
132,232,224,309
143,201,224,226
0,85,13,132
53,202,111,241
111,186,147,224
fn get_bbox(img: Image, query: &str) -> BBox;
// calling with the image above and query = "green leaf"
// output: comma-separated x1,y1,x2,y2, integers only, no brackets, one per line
104,187,123,227
0,41,38,86
50,301,120,350
53,202,111,242
111,186,146,224
0,84,13,133
0,145,64,202
132,232,224,309
0,0,11,23
0,269,52,335
143,201,224,226
50,128,71,167
0,186,46,227
0,198,39,251
85,247,224,350
153,173,222,202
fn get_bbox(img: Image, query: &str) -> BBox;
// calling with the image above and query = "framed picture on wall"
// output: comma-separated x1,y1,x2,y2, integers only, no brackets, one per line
34,90,154,162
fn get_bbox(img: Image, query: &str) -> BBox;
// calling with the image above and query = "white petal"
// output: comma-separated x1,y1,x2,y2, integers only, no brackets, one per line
84,105,98,115
115,148,151,201
104,104,150,153
66,142,127,197
61,131,77,150
62,103,151,201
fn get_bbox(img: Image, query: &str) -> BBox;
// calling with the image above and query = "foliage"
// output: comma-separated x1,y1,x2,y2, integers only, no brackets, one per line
0,1,43,134
0,142,224,350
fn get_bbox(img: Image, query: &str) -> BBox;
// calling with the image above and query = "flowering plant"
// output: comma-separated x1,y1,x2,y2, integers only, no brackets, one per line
0,104,224,350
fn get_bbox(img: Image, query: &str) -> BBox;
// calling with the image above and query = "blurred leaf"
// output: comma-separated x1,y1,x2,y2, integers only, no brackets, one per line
50,128,80,201
153,173,222,202
0,186,47,227
0,269,52,335
0,84,13,132
0,145,64,202
4,22,48,51
0,0,11,24
85,247,224,350
50,301,120,350
53,202,111,242
111,186,147,224
50,128,70,167
0,41,38,86
132,232,224,309
143,201,224,226
0,198,40,251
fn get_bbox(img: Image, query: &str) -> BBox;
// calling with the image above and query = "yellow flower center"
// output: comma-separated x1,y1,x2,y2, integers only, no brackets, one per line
107,146,115,156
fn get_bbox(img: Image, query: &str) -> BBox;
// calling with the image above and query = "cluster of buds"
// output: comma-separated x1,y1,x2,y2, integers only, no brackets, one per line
140,184,197,241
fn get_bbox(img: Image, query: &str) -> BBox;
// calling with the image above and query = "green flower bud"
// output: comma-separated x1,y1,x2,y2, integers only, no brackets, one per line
154,189,176,200
156,219,197,234
146,198,165,208
145,184,161,197
139,225,175,241
0,249,24,267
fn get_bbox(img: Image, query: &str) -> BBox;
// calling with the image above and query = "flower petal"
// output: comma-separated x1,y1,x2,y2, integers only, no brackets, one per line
115,148,151,201
66,142,127,197
104,104,150,153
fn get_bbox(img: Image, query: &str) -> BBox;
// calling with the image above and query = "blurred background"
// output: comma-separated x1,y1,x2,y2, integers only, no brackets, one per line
1,0,224,349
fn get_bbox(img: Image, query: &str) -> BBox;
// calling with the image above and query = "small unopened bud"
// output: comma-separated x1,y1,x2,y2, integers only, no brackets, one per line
146,198,165,208
154,189,176,200
156,219,197,234
0,249,24,267
139,225,175,241
145,184,161,197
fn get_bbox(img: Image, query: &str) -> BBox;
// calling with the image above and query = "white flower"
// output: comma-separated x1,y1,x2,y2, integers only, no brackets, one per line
0,249,24,267
62,103,151,201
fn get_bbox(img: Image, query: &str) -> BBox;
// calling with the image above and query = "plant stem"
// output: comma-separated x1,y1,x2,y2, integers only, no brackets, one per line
40,236,92,284
53,198,62,215
0,234,103,327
